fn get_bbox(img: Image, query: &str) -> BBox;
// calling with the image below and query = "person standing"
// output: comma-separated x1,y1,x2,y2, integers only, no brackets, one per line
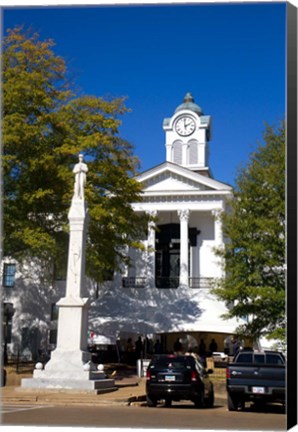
198,339,206,357
135,336,144,359
173,338,183,354
209,338,218,354
125,338,134,364
154,339,161,354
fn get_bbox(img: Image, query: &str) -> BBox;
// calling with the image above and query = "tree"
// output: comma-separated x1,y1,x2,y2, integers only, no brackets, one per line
213,121,285,342
3,26,148,281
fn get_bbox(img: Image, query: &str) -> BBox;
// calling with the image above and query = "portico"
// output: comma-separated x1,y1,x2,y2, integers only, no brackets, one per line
122,160,230,290
123,210,225,288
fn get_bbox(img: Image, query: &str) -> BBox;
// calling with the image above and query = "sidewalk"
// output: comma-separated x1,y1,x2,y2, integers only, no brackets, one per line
1,375,147,406
1,377,227,407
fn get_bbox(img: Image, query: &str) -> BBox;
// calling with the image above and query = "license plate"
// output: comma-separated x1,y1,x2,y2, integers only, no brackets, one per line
165,375,175,382
252,386,265,394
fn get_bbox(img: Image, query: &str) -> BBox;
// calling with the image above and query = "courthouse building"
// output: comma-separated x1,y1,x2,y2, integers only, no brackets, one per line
88,93,244,354
2,93,247,361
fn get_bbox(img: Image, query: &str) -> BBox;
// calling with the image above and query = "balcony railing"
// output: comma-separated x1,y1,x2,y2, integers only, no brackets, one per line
122,276,214,289
189,277,214,289
122,277,147,288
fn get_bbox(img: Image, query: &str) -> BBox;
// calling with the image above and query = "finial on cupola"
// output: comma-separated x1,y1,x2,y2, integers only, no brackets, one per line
184,92,195,103
174,92,203,116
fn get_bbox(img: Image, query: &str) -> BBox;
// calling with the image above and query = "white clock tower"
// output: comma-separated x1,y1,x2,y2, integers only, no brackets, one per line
163,92,212,177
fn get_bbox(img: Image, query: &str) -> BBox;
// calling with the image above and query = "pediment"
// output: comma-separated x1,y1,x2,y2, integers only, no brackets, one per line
142,171,210,192
137,162,232,194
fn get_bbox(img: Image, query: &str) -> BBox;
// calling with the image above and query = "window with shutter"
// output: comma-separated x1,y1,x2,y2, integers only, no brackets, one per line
173,142,182,164
2,263,16,287
189,141,198,165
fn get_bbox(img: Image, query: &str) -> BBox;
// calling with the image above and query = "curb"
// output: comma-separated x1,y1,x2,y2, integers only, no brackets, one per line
1,380,227,407
1,394,227,407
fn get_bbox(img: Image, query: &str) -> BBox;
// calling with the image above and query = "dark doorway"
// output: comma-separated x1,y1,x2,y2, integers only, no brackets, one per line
155,224,180,288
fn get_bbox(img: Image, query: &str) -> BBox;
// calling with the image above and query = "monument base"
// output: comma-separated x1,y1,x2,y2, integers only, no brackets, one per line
20,377,116,392
20,347,116,392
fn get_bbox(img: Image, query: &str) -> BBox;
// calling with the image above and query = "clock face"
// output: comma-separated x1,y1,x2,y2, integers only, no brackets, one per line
175,116,196,136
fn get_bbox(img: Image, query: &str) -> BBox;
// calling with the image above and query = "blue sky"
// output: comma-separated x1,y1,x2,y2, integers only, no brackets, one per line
3,2,286,186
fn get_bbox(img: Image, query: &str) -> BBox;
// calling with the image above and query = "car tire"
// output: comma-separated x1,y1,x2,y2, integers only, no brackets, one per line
194,390,205,408
1,369,6,387
146,394,157,407
205,388,214,408
165,398,172,407
227,393,239,411
253,400,266,411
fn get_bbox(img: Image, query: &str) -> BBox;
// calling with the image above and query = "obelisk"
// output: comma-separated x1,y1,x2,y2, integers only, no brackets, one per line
22,155,115,391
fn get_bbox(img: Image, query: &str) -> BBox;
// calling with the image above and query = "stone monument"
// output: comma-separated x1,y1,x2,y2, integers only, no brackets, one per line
22,155,115,391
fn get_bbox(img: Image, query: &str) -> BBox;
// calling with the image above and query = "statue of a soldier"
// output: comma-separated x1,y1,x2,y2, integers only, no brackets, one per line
73,154,88,199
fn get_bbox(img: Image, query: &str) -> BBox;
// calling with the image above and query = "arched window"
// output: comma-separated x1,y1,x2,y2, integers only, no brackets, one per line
188,141,198,165
172,141,182,164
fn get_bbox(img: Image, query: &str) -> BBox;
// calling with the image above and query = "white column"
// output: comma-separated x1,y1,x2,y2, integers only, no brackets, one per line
166,143,172,162
212,209,223,245
147,210,157,288
178,209,190,287
212,208,224,279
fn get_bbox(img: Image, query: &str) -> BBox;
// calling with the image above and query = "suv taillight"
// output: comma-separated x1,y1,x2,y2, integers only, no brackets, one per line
226,367,230,379
191,370,197,382
146,369,151,380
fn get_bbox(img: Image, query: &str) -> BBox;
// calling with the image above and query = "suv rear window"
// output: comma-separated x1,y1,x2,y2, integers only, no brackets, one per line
151,356,195,369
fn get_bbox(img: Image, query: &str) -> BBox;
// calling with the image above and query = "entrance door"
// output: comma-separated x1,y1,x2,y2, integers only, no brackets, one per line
155,224,180,288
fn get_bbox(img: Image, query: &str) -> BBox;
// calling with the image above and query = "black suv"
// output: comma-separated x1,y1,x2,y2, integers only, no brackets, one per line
146,354,214,408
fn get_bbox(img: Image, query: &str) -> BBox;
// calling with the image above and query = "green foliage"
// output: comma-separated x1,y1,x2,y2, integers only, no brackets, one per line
3,26,148,281
213,121,285,342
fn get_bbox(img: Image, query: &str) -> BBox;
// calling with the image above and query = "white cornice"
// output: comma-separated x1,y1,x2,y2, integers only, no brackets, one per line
141,190,232,197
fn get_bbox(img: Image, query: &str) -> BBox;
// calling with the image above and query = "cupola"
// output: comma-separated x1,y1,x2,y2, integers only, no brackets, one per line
163,93,212,177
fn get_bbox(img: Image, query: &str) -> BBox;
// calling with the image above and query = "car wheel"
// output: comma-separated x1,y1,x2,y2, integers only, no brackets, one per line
146,394,157,407
194,390,205,408
240,399,245,410
253,400,266,411
204,388,214,408
165,398,172,407
227,393,239,411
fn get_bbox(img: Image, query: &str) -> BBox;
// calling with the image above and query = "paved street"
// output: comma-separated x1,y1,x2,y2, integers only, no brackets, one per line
1,404,52,414
2,401,286,430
